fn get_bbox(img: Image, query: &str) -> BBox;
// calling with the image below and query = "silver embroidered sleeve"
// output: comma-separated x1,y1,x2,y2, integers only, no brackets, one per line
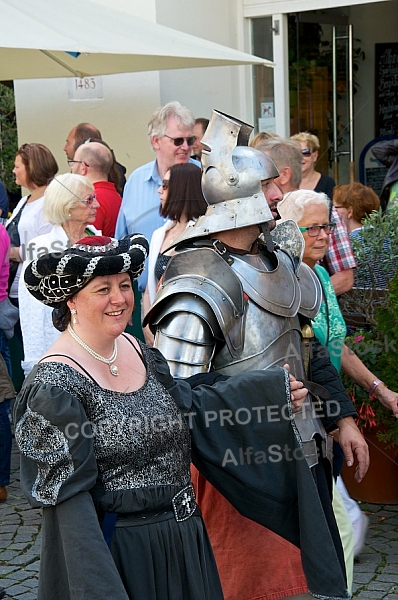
15,406,74,505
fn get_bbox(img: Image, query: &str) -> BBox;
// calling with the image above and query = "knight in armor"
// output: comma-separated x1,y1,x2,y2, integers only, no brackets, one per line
144,110,369,600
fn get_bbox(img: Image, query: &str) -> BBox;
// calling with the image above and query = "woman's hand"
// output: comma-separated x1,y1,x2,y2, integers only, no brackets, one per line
374,384,398,417
284,363,307,413
337,416,370,482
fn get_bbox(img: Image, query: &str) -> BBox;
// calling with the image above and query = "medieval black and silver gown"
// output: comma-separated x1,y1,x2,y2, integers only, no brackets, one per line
14,340,224,600
14,339,350,600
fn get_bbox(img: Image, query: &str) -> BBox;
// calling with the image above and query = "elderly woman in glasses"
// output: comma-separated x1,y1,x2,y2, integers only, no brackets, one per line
18,173,100,376
291,132,336,200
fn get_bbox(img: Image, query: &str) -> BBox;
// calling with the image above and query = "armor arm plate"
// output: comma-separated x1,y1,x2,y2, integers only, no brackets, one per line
153,300,218,379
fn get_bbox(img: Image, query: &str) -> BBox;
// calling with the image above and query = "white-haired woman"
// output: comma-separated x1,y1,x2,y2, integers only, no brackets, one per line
18,173,100,376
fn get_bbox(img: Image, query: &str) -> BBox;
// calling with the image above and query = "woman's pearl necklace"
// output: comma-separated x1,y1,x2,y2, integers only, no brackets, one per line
67,324,119,376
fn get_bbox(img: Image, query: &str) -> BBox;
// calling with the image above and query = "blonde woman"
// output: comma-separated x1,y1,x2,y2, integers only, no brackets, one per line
18,173,100,376
291,131,336,199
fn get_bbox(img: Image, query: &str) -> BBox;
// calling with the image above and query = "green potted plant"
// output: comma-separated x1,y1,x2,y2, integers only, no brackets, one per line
343,329,398,445
341,327,398,503
339,205,398,502
339,205,398,326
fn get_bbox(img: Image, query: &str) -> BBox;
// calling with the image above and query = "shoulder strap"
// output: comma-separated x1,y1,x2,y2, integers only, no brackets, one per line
38,353,97,384
7,199,29,228
121,334,147,368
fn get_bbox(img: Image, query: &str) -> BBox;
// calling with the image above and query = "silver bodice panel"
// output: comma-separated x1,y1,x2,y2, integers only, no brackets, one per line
29,350,191,496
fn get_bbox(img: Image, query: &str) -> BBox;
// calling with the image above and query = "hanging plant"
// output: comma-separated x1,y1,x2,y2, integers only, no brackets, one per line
0,82,18,194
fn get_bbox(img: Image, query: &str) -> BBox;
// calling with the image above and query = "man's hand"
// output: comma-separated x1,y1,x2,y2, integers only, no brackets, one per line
284,364,307,414
337,416,370,482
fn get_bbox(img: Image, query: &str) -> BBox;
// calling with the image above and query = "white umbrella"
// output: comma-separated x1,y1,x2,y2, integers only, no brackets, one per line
0,0,272,80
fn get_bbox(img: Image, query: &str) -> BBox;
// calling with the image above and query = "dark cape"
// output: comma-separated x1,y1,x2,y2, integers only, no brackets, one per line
154,349,350,600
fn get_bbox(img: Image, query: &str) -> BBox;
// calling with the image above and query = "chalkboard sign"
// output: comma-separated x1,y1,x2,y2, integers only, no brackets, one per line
365,166,388,196
375,43,398,136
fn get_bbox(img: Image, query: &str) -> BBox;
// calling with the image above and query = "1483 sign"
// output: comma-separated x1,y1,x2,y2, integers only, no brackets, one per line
67,77,103,101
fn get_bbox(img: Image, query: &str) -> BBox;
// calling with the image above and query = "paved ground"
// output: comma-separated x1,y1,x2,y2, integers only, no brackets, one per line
1,442,398,599
0,444,40,600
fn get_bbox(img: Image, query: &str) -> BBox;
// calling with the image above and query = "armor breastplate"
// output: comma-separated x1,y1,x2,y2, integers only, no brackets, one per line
213,299,305,379
212,249,327,468
213,249,319,378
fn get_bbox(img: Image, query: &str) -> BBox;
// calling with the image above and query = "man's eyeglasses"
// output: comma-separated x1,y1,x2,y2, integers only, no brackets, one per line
163,135,196,147
299,223,336,237
162,180,169,190
301,149,312,156
68,159,90,168
79,194,97,206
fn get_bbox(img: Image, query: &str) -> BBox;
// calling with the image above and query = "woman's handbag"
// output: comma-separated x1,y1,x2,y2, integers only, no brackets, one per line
6,200,28,292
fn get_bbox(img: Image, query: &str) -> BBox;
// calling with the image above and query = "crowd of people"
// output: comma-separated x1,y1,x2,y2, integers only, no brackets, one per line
0,101,396,600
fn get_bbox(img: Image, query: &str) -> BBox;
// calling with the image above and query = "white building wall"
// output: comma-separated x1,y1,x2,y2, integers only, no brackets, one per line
14,71,161,177
155,0,254,124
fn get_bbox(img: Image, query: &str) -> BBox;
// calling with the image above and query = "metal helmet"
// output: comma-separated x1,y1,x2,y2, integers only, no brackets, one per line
168,110,279,246
201,110,279,206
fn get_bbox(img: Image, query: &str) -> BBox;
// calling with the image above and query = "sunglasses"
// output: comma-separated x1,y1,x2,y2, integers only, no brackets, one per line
301,149,312,156
162,179,169,190
163,135,196,147
80,194,97,206
299,223,336,237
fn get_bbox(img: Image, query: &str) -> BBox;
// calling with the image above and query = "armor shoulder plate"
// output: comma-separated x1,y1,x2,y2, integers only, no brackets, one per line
298,262,322,318
230,248,302,317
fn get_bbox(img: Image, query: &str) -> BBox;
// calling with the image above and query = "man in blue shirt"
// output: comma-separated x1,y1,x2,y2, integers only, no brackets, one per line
116,101,199,292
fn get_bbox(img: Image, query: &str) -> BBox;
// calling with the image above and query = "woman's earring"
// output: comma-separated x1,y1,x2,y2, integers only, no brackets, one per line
71,308,77,325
